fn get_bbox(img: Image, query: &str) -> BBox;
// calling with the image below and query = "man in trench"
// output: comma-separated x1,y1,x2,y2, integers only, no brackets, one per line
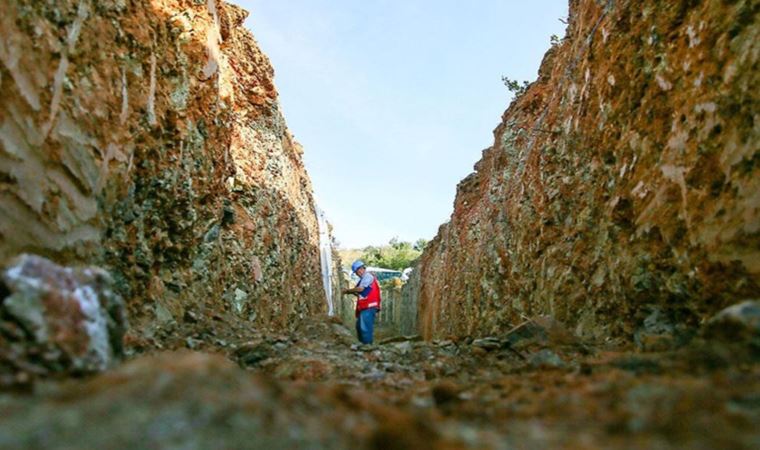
342,260,382,344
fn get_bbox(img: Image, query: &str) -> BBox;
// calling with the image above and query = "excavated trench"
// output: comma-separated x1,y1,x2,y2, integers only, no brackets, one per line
1,0,759,448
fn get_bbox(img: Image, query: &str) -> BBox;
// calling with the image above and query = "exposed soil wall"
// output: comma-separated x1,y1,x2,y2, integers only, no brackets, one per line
0,0,327,338
417,0,759,340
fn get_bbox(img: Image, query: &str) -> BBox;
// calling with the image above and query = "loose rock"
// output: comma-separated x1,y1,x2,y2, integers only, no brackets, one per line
703,300,760,343
0,254,127,388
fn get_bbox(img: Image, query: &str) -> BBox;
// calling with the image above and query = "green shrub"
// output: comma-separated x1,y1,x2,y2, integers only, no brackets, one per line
359,237,423,271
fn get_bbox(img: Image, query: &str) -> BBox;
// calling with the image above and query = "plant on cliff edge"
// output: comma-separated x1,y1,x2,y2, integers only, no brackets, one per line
501,76,531,97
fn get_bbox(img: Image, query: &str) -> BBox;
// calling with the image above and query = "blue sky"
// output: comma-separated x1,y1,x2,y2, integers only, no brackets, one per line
238,1,568,248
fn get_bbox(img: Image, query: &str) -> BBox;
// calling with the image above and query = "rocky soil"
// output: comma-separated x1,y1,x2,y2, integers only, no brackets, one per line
1,310,759,449
414,0,760,341
0,0,334,344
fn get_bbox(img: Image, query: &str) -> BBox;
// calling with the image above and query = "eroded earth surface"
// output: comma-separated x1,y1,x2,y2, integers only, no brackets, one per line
1,311,758,450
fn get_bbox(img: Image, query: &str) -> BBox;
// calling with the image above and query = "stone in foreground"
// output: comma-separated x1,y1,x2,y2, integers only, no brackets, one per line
1,254,127,388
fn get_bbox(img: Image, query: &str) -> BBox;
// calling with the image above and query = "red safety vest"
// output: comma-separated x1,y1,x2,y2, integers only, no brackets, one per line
356,275,382,314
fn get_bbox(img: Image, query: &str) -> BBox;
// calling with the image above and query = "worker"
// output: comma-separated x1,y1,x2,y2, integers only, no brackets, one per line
342,260,382,344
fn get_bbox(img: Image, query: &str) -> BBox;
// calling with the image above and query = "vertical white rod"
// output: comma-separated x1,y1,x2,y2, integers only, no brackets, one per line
316,206,334,316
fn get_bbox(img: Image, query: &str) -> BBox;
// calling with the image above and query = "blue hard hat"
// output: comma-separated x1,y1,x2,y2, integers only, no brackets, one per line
351,260,365,273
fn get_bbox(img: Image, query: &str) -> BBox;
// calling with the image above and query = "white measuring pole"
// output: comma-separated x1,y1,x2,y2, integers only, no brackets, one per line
315,206,334,316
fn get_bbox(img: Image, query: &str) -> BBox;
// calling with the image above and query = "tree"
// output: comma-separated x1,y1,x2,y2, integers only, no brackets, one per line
358,237,423,271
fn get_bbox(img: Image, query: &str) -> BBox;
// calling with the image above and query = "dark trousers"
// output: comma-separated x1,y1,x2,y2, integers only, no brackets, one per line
356,307,378,344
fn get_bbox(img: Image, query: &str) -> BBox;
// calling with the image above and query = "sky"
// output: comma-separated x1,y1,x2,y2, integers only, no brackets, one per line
238,1,569,249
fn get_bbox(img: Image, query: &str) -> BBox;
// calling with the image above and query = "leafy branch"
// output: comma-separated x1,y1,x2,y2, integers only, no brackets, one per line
501,76,531,97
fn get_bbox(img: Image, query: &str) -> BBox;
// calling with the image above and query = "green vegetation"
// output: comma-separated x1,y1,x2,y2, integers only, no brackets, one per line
501,76,531,97
341,238,427,271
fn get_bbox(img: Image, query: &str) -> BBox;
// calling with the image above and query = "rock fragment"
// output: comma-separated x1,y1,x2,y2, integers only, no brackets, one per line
0,254,127,388
471,337,503,351
703,300,760,343
504,316,576,350
634,308,678,352
528,349,566,369
235,341,271,367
